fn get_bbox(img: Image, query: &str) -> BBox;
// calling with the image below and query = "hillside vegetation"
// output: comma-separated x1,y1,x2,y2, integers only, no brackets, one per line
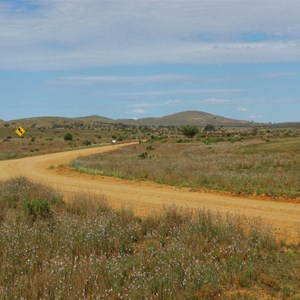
0,177,299,299
1,111,299,161
0,111,252,128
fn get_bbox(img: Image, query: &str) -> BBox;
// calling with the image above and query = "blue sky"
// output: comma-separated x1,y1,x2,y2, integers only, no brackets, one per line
0,0,299,123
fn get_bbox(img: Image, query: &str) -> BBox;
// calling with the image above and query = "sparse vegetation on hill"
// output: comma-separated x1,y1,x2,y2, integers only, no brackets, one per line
0,110,255,129
118,111,252,127
0,177,299,299
1,111,299,160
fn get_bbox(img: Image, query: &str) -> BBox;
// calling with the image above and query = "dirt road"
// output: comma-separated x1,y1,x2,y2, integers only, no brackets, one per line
0,144,299,243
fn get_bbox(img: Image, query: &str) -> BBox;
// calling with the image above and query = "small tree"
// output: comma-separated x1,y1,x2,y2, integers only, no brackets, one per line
204,124,215,132
64,133,73,141
181,126,199,138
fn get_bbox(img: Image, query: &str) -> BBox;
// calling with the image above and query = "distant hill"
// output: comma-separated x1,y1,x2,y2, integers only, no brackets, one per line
3,115,113,128
2,111,298,128
1,111,252,128
11,116,73,126
73,115,114,123
119,111,251,127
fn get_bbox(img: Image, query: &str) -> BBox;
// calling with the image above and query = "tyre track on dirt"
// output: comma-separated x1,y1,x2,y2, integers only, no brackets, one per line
0,144,299,243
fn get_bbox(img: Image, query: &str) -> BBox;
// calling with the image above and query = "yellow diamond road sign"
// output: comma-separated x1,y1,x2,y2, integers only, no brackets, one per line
16,126,26,137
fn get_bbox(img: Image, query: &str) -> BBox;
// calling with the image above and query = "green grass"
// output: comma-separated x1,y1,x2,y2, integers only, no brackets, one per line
71,137,300,198
0,177,299,299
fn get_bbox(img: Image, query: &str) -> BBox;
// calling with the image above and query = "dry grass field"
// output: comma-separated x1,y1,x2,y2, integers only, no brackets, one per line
1,121,300,299
0,123,134,160
71,136,300,199
0,177,299,299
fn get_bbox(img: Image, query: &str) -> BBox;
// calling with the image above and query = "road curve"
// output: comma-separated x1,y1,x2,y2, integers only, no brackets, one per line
0,144,299,243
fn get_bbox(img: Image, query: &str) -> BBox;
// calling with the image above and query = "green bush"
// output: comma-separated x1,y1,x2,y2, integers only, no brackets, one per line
204,124,215,132
138,152,148,159
181,125,199,138
64,133,73,141
146,145,155,151
82,140,92,146
23,199,51,220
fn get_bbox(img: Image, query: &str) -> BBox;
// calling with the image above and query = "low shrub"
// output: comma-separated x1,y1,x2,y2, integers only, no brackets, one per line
0,177,63,210
146,145,155,151
138,152,148,159
64,132,73,141
23,199,52,221
82,140,92,146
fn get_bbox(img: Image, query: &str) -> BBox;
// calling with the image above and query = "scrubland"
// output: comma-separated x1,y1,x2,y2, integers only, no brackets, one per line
0,177,300,299
1,124,300,299
71,137,300,198
0,122,135,160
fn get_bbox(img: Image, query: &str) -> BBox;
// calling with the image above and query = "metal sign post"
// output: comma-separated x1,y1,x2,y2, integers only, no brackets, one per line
15,126,26,151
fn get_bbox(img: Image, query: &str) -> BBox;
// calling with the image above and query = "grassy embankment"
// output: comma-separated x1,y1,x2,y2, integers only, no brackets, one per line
1,177,299,299
71,137,300,198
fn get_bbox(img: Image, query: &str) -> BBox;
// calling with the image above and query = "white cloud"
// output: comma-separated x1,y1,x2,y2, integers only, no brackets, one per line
164,100,181,105
2,41,300,71
263,72,298,79
237,107,249,112
200,98,231,104
129,100,182,109
129,103,152,109
127,109,147,115
248,114,265,119
111,88,243,97
56,75,205,85
1,0,300,70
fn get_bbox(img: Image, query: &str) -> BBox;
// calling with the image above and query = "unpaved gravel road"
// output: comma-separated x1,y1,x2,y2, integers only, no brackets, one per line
0,144,299,243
